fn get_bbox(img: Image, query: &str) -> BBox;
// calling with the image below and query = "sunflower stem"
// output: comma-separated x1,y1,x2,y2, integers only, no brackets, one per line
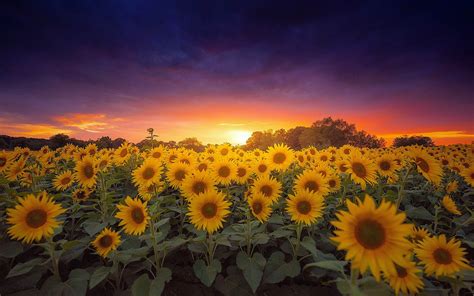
46,237,60,279
99,172,108,222
294,223,303,258
149,216,161,272
395,166,412,209
350,268,359,286
434,206,440,233
246,210,252,256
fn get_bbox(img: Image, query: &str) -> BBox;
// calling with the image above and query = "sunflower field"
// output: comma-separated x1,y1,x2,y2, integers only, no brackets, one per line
0,143,473,296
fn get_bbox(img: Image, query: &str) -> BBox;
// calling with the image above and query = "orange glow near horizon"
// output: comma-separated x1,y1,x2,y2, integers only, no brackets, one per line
1,101,473,146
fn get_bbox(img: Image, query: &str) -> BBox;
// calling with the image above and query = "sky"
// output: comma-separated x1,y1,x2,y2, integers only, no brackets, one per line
1,0,474,145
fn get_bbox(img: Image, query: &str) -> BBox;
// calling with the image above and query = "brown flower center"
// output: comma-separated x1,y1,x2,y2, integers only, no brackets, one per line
416,157,430,173
75,190,87,199
119,149,128,157
252,201,263,215
61,177,71,185
433,248,452,265
352,162,367,178
175,169,186,181
273,152,286,164
296,200,311,215
192,181,207,195
298,155,304,162
131,207,145,224
339,164,348,173
83,164,94,179
379,161,391,171
152,151,161,158
237,167,247,177
329,179,336,188
354,219,386,250
320,155,328,161
260,185,273,197
201,202,217,218
99,235,113,248
142,167,155,180
198,163,208,171
395,264,408,278
218,166,230,177
26,209,47,228
304,180,319,192
258,164,267,173
220,148,229,156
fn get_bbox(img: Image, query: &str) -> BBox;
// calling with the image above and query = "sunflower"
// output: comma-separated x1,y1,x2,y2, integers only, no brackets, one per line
85,143,98,156
335,159,349,174
216,144,233,158
6,158,26,181
187,190,231,233
115,196,149,235
248,193,272,223
7,192,65,243
445,180,459,194
375,154,399,177
385,260,424,295
286,190,325,225
211,159,236,186
196,159,211,172
138,183,162,201
253,159,270,176
96,154,112,172
235,162,252,184
293,169,329,197
132,157,162,188
72,187,91,202
267,144,294,171
409,148,442,186
415,234,471,277
53,171,74,191
92,228,121,257
0,151,12,173
346,151,377,189
149,146,166,162
410,226,430,244
75,156,97,188
114,142,131,164
441,195,461,215
166,162,190,189
326,173,341,192
331,195,412,281
460,167,474,187
251,175,282,204
181,171,216,200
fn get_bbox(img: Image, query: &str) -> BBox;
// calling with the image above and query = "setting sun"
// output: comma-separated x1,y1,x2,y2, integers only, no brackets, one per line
228,130,252,145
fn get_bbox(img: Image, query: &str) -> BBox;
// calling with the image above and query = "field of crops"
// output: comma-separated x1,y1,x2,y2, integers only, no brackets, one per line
0,143,473,295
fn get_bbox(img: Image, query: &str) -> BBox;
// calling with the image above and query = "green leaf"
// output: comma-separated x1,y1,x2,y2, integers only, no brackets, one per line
251,233,269,245
263,251,300,284
193,259,221,287
149,268,172,296
0,241,23,258
303,260,347,273
89,266,111,289
132,274,151,296
236,251,266,293
7,258,44,278
65,269,90,296
300,236,317,257
406,206,434,221
83,221,107,236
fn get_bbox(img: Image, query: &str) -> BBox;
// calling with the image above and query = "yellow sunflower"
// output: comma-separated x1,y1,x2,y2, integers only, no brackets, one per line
409,147,443,186
7,192,65,243
326,173,342,192
441,195,461,215
293,169,329,197
251,175,282,204
187,190,231,233
132,157,162,188
149,146,166,162
460,167,474,187
0,151,12,173
6,158,26,181
115,196,150,235
235,162,252,184
253,159,270,176
410,226,430,244
248,193,272,223
211,159,236,186
138,183,162,201
415,234,471,277
166,162,190,189
53,170,74,191
267,144,294,171
346,151,377,189
331,195,412,281
286,190,325,225
445,180,459,194
74,156,97,188
95,154,112,172
375,154,400,177
92,227,121,257
72,187,91,202
181,171,216,200
385,259,424,295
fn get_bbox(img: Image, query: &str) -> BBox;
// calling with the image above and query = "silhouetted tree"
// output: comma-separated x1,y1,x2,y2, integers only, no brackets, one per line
178,137,204,152
393,135,434,147
96,136,114,149
49,134,70,149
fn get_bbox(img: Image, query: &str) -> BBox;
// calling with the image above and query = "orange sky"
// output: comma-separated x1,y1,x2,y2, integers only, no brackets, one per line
1,101,473,146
